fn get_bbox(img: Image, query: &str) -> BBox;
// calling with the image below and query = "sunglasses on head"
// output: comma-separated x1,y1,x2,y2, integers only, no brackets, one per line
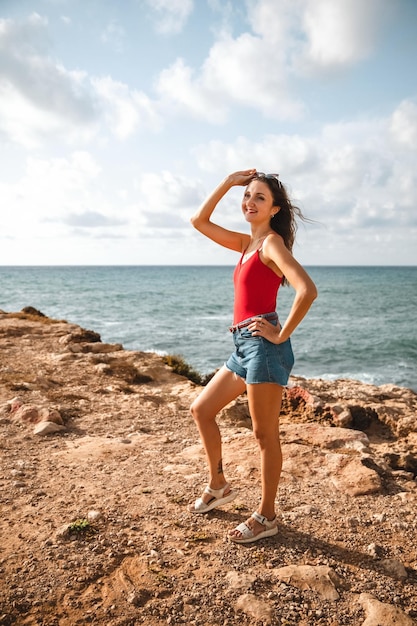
255,172,283,188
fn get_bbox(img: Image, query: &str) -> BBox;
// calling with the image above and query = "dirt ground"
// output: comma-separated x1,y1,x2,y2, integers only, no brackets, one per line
0,310,416,625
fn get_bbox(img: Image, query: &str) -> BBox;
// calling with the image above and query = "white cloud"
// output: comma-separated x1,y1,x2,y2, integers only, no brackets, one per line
156,0,389,123
296,0,389,74
92,76,161,139
0,15,96,121
156,58,227,123
0,155,205,251
201,32,304,119
156,19,304,122
0,0,394,148
0,14,163,147
143,0,194,35
62,210,126,228
0,152,104,239
136,170,203,231
193,99,417,237
0,1,415,266
172,0,391,123
0,78,98,149
0,14,98,147
390,99,417,148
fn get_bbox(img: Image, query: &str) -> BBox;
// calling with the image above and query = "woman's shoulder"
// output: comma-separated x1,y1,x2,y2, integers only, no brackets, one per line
263,232,284,247
261,232,288,262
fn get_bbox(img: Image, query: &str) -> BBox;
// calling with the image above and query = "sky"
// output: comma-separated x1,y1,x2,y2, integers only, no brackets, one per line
0,0,416,266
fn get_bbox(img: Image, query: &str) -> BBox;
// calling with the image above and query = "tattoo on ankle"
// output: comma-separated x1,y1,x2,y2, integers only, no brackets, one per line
217,460,223,475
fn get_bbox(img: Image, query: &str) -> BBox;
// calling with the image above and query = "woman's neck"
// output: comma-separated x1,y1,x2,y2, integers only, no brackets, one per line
250,228,272,242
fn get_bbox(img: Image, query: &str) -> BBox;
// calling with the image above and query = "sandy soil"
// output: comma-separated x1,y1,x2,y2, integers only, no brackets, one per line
0,309,416,625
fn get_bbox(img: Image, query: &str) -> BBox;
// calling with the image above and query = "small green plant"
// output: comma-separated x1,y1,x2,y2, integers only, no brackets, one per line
163,354,203,385
68,518,91,533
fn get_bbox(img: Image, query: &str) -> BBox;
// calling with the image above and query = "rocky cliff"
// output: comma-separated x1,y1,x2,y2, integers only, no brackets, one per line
0,309,416,625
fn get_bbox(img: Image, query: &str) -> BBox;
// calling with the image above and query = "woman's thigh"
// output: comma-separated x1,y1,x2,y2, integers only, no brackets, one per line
246,383,283,435
192,365,246,418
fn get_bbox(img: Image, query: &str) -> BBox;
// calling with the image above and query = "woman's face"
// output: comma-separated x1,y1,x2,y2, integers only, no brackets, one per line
242,180,277,224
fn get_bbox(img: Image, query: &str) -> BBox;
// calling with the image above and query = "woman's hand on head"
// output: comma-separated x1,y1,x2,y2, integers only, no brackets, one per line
226,169,257,187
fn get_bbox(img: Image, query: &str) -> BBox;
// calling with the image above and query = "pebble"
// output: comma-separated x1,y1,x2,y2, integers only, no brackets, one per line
367,543,383,558
380,558,408,580
87,510,102,522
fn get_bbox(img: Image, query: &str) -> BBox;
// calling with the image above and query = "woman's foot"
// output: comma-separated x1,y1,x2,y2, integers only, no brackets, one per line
189,483,237,514
229,511,278,543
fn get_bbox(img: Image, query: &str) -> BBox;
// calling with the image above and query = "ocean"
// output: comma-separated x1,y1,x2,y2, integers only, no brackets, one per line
0,265,416,391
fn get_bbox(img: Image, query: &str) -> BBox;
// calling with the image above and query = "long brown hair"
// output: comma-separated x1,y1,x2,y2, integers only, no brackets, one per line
250,173,310,286
252,173,306,253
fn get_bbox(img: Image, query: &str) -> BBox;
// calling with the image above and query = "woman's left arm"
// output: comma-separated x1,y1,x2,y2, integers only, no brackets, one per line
253,235,318,344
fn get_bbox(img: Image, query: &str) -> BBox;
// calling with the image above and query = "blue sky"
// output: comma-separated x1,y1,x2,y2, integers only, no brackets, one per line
0,0,416,266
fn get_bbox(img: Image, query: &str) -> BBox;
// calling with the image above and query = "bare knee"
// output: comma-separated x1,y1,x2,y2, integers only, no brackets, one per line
190,399,199,423
252,426,280,450
190,399,212,425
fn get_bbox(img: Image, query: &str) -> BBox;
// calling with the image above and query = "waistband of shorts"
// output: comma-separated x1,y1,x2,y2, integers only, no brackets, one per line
229,312,278,333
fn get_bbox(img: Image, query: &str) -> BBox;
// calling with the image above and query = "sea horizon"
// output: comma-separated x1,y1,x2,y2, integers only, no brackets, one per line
1,263,416,268
1,265,416,392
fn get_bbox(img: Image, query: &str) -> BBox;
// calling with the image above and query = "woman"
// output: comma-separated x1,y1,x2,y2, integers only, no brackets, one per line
189,169,317,543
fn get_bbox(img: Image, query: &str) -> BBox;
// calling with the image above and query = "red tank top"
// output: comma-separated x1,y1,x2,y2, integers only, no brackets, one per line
233,247,282,324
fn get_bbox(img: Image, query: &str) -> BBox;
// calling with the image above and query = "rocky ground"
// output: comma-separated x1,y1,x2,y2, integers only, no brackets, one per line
0,308,416,626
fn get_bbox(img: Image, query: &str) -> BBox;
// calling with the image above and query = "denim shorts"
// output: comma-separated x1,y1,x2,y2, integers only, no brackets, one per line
225,313,294,385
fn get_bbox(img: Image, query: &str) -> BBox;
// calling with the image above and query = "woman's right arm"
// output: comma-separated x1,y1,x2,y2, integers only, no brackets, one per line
190,169,256,252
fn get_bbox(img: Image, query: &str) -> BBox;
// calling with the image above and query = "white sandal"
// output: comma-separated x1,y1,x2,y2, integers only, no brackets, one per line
229,511,278,544
189,483,237,514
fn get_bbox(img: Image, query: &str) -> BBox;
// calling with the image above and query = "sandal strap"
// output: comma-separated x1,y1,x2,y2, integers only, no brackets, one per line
204,483,229,498
234,521,254,539
252,511,267,525
252,511,276,528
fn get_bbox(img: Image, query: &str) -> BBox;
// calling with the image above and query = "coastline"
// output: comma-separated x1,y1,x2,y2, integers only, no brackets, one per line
1,308,416,625
1,264,416,391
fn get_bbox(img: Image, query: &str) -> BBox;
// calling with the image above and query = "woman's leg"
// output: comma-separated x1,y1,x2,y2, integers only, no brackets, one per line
190,365,246,500
229,382,283,537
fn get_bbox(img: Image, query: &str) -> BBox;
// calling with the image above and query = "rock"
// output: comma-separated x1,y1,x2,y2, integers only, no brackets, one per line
8,396,24,412
84,342,123,354
33,421,66,436
367,543,383,558
235,593,274,624
379,558,408,580
285,385,323,408
12,403,63,426
359,593,415,625
38,407,64,425
127,589,152,607
21,306,46,317
274,565,341,601
59,329,101,344
225,571,256,590
13,404,41,423
55,524,72,542
332,407,353,428
282,422,370,452
87,510,102,522
326,454,382,496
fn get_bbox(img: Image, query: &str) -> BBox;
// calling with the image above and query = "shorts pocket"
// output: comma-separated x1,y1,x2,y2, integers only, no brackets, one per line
277,339,294,373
